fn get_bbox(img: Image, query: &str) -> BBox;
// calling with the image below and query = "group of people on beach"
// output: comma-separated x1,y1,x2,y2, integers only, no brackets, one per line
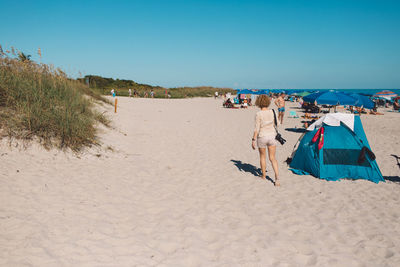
113,89,159,98
113,89,172,98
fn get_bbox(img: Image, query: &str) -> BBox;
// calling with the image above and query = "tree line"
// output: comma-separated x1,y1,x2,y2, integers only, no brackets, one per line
77,75,235,98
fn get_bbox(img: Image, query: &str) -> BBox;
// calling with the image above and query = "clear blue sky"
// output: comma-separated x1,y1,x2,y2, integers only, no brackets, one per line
1,0,399,89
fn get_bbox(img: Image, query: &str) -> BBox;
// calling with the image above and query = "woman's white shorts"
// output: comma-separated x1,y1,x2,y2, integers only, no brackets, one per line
257,135,277,148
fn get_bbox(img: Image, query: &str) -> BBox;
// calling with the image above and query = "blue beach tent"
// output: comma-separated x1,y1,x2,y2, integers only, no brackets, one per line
289,113,384,183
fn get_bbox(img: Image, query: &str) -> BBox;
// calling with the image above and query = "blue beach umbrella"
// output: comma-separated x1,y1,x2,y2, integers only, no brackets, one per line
253,89,269,95
297,91,311,97
303,91,357,106
349,93,375,109
286,89,302,95
237,89,269,95
236,89,253,95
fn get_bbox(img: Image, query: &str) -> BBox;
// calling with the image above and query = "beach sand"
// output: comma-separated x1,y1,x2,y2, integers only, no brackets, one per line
1,97,399,266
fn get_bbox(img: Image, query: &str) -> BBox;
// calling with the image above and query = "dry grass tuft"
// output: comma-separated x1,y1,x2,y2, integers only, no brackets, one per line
0,51,110,151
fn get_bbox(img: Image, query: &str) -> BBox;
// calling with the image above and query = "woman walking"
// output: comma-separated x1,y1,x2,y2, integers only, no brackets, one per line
251,95,280,186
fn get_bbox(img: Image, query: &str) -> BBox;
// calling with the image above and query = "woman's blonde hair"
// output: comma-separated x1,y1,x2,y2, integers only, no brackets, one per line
255,95,271,108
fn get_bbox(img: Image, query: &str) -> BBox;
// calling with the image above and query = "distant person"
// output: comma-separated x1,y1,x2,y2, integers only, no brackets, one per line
165,89,168,98
393,101,399,110
150,89,154,98
252,95,280,186
274,93,285,124
242,99,248,108
144,91,148,98
128,88,132,97
133,89,138,97
215,91,218,99
110,89,115,97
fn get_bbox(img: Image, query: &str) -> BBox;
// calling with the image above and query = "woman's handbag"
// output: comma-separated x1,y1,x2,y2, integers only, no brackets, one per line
272,109,286,145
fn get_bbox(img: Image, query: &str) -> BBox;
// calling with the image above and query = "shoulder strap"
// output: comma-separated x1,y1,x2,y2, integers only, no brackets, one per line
271,109,280,135
272,109,277,127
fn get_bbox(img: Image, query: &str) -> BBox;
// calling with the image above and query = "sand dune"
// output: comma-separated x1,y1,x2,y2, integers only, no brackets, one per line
1,97,399,266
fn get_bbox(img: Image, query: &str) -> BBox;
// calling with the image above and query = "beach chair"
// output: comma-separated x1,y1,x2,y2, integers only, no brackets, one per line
289,110,299,118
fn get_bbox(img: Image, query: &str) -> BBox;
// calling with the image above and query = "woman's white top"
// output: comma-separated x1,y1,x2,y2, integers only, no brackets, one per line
254,109,279,137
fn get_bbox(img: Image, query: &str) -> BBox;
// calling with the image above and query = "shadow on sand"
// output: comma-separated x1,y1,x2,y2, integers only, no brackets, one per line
384,176,400,183
385,155,400,183
390,154,400,168
231,160,274,184
285,127,307,133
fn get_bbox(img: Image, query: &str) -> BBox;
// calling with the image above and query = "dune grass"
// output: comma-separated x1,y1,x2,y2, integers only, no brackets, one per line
0,54,109,151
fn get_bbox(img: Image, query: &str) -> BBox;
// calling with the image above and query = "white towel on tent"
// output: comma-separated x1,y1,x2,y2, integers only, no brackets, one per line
307,113,355,132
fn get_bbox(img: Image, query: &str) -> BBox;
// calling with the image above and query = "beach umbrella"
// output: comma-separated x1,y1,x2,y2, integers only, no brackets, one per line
303,91,357,106
286,90,298,95
271,89,285,94
349,93,375,109
297,91,311,97
253,89,269,95
236,89,253,95
237,89,269,95
373,90,398,100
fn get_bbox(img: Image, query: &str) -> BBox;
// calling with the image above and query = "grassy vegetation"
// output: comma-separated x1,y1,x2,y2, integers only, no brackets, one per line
167,86,235,98
95,86,235,98
79,75,235,98
0,52,109,151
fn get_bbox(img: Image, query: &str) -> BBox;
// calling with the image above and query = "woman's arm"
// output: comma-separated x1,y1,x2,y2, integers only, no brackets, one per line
252,130,258,150
252,113,260,150
252,131,258,140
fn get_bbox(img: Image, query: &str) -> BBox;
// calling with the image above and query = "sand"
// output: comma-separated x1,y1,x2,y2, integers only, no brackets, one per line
1,97,399,266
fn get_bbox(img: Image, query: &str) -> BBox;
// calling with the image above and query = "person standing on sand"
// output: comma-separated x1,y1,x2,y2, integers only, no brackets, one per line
252,95,280,186
150,89,155,98
128,89,132,97
274,93,285,124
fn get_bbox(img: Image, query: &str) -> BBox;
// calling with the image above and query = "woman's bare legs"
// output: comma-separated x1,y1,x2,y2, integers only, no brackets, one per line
267,145,280,186
258,148,267,179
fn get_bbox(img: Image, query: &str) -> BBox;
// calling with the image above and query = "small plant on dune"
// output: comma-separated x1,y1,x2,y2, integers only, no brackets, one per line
0,46,110,151
17,52,31,62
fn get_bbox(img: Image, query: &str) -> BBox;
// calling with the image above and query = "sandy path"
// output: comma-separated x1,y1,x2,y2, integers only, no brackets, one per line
1,97,399,266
